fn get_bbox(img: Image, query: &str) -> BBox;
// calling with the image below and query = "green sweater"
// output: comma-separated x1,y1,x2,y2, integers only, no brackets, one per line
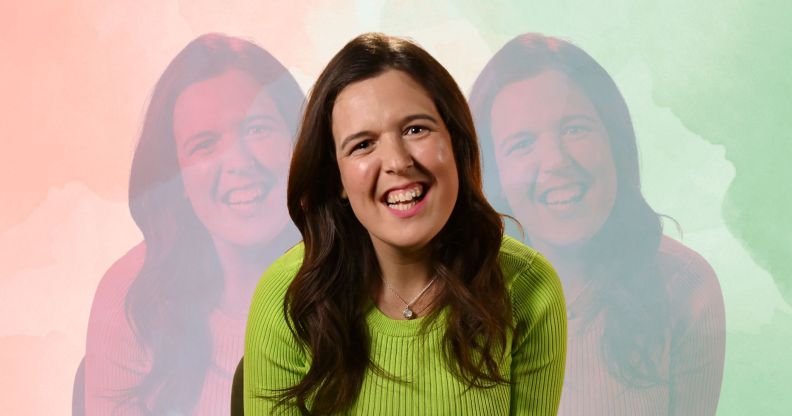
244,236,566,415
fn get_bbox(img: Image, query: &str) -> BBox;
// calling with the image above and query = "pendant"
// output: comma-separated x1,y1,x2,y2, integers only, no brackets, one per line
403,307,415,319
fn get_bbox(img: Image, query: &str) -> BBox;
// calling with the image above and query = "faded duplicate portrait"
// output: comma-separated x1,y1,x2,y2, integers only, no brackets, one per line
81,34,304,415
470,33,726,415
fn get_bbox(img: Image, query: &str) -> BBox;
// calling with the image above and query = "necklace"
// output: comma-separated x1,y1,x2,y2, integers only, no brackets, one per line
381,275,437,320
566,279,594,320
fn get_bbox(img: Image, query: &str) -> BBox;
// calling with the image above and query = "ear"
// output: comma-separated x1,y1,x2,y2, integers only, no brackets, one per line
340,188,348,199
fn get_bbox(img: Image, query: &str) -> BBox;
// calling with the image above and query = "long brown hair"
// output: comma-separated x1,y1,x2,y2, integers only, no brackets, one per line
282,33,510,414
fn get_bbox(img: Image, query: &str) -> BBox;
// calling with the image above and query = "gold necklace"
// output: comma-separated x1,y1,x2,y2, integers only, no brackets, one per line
381,275,438,319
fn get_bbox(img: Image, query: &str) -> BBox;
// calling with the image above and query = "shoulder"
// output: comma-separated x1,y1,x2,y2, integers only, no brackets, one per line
247,242,305,334
250,242,304,305
499,235,565,319
657,236,724,322
657,236,721,295
87,242,146,326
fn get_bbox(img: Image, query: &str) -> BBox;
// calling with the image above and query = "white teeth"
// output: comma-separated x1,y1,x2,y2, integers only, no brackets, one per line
386,185,424,204
226,186,264,204
542,184,584,205
390,201,418,211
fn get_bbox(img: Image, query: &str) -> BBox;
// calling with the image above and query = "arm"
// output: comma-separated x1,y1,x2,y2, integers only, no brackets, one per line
84,244,148,415
510,253,567,416
666,251,726,416
244,250,308,416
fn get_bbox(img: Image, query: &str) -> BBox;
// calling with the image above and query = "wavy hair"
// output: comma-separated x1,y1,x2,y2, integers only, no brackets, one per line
469,33,669,387
281,33,510,414
125,33,303,414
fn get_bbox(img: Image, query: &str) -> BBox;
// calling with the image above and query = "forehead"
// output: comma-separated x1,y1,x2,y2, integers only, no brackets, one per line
490,70,598,137
331,70,438,137
172,69,281,138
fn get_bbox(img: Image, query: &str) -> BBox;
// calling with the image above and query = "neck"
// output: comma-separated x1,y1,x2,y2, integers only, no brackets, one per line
212,236,288,319
371,239,434,292
369,239,440,320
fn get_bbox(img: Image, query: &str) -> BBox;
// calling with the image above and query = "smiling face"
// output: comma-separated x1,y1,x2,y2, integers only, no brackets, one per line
172,69,292,248
331,69,459,255
490,70,617,251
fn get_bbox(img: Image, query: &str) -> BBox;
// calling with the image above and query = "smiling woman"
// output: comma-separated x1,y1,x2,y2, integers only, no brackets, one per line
470,33,725,415
244,33,567,415
83,34,304,415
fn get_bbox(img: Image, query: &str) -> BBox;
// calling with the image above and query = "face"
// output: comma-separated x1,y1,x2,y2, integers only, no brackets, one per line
490,70,617,251
173,69,292,248
331,69,459,255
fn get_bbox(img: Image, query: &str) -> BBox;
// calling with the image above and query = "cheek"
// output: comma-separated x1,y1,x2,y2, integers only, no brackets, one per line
496,153,537,190
179,160,219,204
249,136,292,175
566,135,612,173
414,138,457,176
339,159,378,196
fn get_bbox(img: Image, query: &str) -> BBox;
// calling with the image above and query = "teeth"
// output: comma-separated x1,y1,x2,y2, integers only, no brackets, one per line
386,185,424,204
390,201,418,211
542,184,583,205
226,186,264,204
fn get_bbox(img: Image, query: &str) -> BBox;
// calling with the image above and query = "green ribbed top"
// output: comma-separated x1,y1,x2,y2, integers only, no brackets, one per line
244,235,566,415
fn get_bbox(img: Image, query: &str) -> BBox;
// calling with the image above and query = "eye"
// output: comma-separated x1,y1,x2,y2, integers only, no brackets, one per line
403,125,429,136
504,133,536,156
189,137,218,156
561,124,592,138
244,123,272,138
350,139,373,154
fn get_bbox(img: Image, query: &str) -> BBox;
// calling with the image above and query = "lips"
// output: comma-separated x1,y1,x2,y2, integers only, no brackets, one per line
538,183,587,206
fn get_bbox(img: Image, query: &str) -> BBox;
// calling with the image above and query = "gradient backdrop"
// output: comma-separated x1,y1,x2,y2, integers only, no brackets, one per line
1,1,790,414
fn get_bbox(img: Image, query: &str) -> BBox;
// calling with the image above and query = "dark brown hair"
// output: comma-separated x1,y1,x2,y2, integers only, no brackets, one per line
469,33,669,387
282,33,510,414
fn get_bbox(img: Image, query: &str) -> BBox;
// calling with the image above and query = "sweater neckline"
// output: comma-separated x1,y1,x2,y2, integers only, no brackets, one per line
364,298,448,337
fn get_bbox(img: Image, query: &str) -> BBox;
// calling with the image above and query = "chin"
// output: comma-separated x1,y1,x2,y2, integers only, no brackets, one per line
211,220,289,248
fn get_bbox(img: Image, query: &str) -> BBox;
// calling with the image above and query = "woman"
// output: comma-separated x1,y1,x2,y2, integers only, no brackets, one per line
84,34,304,415
244,33,567,415
469,33,726,415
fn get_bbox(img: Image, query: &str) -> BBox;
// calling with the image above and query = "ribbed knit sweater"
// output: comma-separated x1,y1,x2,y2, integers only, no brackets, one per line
244,236,567,415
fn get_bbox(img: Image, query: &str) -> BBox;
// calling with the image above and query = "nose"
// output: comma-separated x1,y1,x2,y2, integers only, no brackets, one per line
222,134,257,175
537,134,572,178
382,135,414,175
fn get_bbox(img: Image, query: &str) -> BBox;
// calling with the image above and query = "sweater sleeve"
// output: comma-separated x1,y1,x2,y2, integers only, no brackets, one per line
244,248,307,416
666,250,726,415
509,252,567,416
84,244,148,415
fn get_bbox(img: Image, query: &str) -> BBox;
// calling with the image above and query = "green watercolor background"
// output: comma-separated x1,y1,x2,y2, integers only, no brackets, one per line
373,0,792,413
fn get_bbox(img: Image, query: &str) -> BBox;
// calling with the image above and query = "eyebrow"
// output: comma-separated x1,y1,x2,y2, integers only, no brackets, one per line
241,114,281,126
339,113,440,150
559,114,596,124
183,131,217,150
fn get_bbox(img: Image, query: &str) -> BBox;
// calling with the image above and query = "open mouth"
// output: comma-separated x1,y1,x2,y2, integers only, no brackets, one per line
383,183,429,212
221,182,273,206
538,183,587,206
